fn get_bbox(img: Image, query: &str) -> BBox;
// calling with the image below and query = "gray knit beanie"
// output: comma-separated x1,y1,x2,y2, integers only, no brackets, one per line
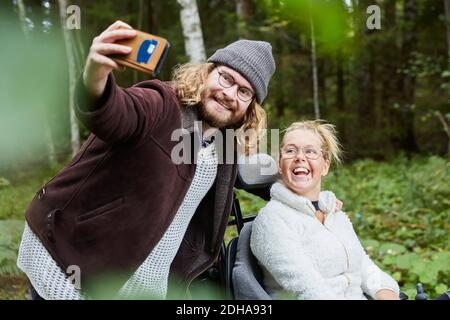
207,39,276,104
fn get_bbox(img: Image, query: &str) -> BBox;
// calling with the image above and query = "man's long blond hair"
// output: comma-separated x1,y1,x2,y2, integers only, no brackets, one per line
171,63,267,155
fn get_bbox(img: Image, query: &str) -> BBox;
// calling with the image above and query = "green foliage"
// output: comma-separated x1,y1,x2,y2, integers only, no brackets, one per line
323,156,450,298
0,164,64,299
0,177,10,188
0,220,24,276
231,156,450,299
441,70,450,92
363,243,450,298
0,164,64,220
402,52,446,78
82,272,226,300
324,156,450,249
264,0,350,53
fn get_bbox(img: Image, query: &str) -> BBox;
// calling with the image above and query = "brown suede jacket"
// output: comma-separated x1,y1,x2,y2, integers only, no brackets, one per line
25,74,264,297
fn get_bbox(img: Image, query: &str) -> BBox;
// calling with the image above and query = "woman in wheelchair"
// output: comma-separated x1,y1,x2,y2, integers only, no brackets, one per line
249,120,400,300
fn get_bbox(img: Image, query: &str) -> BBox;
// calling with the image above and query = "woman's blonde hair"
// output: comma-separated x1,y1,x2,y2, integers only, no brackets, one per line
282,120,343,165
171,62,267,155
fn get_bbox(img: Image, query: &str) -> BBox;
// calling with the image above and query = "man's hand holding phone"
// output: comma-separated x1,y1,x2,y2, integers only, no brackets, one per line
82,20,170,105
82,20,136,102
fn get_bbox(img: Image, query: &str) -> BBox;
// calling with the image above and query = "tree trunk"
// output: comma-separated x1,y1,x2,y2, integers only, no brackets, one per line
309,6,320,119
177,0,206,63
397,0,419,153
434,111,450,161
58,0,81,157
336,49,345,111
318,58,327,111
445,0,450,59
134,0,147,83
274,36,285,118
349,0,378,157
148,0,160,36
16,0,29,36
380,0,398,153
236,0,254,38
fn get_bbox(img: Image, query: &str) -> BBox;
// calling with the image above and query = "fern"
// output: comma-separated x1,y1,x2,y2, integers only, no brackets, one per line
0,220,24,276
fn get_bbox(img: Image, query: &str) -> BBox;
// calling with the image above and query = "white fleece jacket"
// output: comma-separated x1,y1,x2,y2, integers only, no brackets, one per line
250,182,400,300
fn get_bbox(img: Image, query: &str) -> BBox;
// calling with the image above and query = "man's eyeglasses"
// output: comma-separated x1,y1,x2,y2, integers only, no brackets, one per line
280,145,323,160
216,67,255,102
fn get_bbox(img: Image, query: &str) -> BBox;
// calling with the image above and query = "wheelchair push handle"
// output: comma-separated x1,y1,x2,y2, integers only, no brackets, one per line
412,283,450,300
415,283,428,300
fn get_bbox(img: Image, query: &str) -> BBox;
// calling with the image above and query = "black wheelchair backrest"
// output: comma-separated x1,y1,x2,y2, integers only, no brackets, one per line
229,222,272,300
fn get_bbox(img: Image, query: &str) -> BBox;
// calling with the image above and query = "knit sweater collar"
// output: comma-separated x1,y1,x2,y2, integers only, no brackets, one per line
270,181,337,217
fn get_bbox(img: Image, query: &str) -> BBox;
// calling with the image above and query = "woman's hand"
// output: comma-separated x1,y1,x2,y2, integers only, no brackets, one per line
375,289,400,300
82,20,136,101
335,199,343,212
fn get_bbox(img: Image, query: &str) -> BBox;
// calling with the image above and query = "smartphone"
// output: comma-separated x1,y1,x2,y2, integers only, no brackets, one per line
111,28,170,77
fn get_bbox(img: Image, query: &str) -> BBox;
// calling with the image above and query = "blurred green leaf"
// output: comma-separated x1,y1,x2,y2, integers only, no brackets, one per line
379,243,407,255
434,283,448,295
396,253,421,270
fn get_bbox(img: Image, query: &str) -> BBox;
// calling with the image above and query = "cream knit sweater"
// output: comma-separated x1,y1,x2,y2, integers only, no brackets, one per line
250,182,400,300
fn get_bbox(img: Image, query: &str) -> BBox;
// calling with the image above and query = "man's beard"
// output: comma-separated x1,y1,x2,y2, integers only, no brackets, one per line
198,96,244,129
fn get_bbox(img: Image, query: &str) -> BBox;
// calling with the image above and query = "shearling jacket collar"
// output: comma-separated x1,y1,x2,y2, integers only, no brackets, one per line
270,181,337,217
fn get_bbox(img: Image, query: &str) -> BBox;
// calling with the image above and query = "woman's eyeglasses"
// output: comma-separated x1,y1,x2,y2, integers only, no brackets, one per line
280,145,323,160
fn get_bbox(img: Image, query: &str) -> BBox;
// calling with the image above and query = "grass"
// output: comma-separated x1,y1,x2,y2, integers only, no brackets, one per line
0,163,64,300
0,164,64,220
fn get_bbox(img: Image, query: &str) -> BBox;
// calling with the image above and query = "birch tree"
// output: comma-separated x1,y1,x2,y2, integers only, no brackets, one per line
58,0,81,156
177,0,206,63
16,0,29,35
